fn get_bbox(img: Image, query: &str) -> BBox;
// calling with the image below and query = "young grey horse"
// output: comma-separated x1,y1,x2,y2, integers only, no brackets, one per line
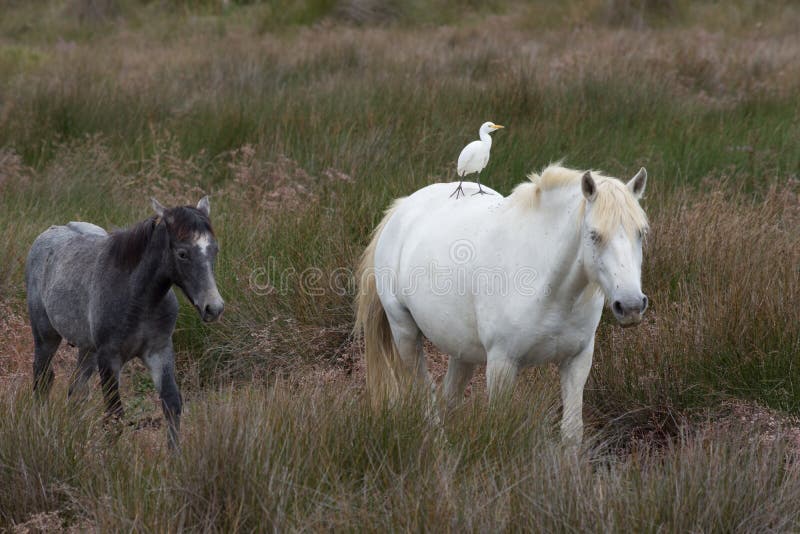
25,197,224,448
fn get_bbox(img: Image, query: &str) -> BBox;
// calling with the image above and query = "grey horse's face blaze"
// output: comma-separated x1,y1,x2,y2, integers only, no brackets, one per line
154,200,224,323
169,230,224,322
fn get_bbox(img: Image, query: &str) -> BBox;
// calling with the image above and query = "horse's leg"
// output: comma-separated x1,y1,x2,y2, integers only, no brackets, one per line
142,345,182,450
442,358,476,410
485,351,518,403
31,314,62,397
558,341,594,446
97,352,123,420
68,348,96,400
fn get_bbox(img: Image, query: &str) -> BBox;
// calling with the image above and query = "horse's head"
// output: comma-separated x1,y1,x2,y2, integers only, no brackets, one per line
579,168,649,327
152,197,225,322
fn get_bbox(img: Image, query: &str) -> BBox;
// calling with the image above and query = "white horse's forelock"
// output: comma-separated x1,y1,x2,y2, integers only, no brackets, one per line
512,164,648,242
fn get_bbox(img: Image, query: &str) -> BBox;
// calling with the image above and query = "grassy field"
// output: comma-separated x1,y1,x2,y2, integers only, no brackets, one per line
1,0,799,530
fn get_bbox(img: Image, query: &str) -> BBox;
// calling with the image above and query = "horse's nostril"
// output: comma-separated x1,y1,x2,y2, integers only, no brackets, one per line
641,295,649,311
612,300,624,315
203,303,223,320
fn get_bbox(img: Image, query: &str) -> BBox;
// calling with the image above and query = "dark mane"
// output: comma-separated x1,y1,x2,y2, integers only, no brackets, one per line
108,207,213,271
109,216,157,271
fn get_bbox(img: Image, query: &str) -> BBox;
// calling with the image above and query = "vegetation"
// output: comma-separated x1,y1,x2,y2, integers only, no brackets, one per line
3,383,800,531
0,0,798,530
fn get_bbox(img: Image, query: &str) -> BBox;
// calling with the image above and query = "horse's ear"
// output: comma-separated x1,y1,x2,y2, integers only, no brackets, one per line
151,197,166,217
581,171,597,202
197,196,211,217
627,167,647,200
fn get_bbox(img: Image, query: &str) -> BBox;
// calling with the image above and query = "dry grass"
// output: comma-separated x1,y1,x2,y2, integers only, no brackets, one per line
2,383,800,531
591,179,800,424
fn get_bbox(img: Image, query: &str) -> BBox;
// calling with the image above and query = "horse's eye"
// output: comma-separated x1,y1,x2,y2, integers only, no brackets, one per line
589,231,601,244
177,250,189,261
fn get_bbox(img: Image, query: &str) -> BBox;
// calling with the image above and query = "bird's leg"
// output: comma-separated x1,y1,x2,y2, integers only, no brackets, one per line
472,174,490,196
450,179,465,199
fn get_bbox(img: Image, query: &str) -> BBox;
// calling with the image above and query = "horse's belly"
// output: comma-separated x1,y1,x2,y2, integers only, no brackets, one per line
421,324,487,363
43,285,94,347
517,334,586,367
402,296,487,362
413,315,593,367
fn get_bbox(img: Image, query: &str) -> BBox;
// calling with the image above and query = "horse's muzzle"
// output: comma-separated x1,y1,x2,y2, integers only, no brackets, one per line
612,294,648,327
200,301,224,322
617,314,643,328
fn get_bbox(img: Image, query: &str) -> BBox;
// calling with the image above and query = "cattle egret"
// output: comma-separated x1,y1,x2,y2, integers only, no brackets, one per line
450,121,504,199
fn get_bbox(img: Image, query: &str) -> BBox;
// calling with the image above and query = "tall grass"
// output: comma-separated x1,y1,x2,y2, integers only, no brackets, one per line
589,179,800,444
2,383,800,531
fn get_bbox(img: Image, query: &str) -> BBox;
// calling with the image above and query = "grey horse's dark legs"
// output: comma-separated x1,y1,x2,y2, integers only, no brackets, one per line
159,367,182,450
142,348,182,450
31,318,61,396
68,348,96,399
98,357,123,419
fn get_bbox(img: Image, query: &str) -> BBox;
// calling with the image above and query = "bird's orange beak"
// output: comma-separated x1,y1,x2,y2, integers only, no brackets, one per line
492,124,505,129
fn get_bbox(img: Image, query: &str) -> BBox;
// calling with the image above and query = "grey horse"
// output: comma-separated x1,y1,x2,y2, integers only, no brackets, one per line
25,197,224,448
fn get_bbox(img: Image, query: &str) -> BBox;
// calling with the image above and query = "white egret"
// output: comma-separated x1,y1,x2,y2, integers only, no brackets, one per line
450,121,505,199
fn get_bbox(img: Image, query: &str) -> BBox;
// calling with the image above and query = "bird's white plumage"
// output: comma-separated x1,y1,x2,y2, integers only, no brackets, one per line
457,121,503,177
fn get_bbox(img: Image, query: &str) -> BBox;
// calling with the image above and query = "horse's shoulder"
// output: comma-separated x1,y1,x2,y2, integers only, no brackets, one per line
154,289,181,326
159,288,180,315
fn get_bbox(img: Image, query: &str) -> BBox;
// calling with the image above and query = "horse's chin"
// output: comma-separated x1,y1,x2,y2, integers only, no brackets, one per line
616,315,643,328
197,305,223,323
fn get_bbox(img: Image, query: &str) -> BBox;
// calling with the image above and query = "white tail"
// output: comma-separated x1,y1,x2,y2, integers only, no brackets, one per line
354,199,406,407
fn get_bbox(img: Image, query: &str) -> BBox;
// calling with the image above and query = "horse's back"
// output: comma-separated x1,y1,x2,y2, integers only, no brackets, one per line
380,182,503,240
26,223,107,281
66,221,107,237
408,181,502,204
377,181,505,261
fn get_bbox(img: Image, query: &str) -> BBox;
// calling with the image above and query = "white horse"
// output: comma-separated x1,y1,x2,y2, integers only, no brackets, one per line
355,165,649,443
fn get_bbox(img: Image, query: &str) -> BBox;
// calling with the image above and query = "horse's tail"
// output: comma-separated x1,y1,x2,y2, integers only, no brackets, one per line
354,199,405,407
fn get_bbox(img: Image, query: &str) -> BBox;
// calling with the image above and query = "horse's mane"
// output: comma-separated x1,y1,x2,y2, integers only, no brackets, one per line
109,216,158,271
108,207,213,271
509,164,648,241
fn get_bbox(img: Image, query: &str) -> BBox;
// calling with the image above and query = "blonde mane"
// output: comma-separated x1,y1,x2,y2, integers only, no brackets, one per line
510,164,648,241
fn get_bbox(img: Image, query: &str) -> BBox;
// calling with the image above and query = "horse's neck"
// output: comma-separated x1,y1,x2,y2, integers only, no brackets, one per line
128,230,173,308
512,188,590,299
